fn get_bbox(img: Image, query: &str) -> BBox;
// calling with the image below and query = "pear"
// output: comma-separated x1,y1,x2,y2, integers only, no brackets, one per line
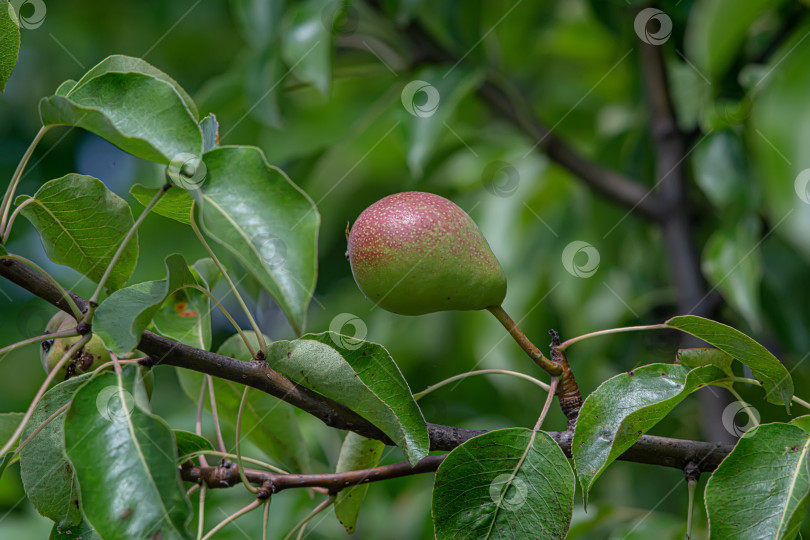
346,192,506,315
41,311,111,375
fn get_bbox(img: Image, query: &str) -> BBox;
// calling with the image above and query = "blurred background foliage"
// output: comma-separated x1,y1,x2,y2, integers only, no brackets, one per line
1,0,809,537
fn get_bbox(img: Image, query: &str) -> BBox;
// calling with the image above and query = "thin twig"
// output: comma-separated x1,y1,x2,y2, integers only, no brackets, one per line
558,324,668,351
533,377,559,432
189,203,267,356
181,450,287,475
200,498,261,540
236,386,259,493
414,369,550,400
196,376,209,468
262,498,271,540
0,125,50,234
283,497,334,540
180,284,256,358
714,377,810,411
0,335,90,456
207,375,227,454
86,184,171,315
0,328,78,357
2,197,34,244
197,484,207,540
486,305,562,376
14,401,71,454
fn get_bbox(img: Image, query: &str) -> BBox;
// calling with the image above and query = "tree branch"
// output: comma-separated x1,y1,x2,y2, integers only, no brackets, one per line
0,257,732,471
638,42,731,444
182,427,732,496
395,17,663,219
181,454,447,496
476,80,663,219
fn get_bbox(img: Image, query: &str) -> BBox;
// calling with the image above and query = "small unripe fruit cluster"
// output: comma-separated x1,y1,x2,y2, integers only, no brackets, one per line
40,311,111,375
346,192,506,315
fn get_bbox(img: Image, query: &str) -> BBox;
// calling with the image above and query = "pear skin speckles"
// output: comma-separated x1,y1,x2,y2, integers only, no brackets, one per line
347,192,506,315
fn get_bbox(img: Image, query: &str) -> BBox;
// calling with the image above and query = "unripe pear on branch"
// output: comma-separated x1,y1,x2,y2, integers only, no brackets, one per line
346,191,570,381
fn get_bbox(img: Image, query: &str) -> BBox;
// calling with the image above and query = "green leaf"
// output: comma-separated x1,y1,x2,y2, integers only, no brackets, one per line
432,428,575,539
200,114,220,153
748,26,810,262
94,254,197,356
152,261,214,351
191,258,220,290
685,0,788,82
334,433,385,533
692,130,753,209
0,451,12,478
64,367,192,539
54,79,77,96
791,416,810,434
173,430,214,460
281,0,333,95
176,332,312,473
0,0,20,92
0,412,21,479
0,412,23,443
130,184,193,225
17,174,138,290
676,348,735,384
50,519,102,540
231,0,285,50
702,217,763,331
573,364,726,501
666,315,793,409
20,375,91,528
195,146,319,334
401,66,482,177
40,56,202,164
243,48,285,127
69,55,197,118
269,333,429,465
705,421,810,539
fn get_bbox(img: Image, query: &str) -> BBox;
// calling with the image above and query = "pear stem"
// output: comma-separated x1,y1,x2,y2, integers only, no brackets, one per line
486,305,562,376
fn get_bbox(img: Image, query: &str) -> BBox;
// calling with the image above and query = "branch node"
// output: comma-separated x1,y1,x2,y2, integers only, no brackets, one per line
684,461,700,484
137,356,156,368
257,480,273,500
550,331,582,430
76,322,91,335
